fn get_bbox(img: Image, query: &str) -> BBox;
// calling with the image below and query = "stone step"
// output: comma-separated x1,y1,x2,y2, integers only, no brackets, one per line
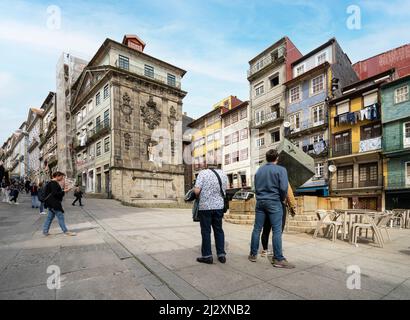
225,214,255,221
287,220,318,228
224,218,254,225
286,226,316,234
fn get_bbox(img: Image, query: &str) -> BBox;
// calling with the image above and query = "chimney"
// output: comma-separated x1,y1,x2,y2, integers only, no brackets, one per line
122,35,146,52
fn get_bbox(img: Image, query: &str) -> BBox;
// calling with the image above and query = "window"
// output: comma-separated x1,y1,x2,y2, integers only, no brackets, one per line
395,85,409,104
240,148,248,161
82,107,87,120
240,129,248,140
296,64,305,76
96,116,101,129
225,154,230,165
289,86,301,104
256,136,265,148
312,104,324,126
207,133,214,142
359,163,378,187
311,75,324,95
240,108,247,120
207,150,214,164
333,131,351,157
231,112,238,124
315,162,324,178
104,137,110,153
167,73,176,87
77,112,82,124
255,85,264,96
255,110,265,124
270,74,279,88
224,116,231,127
336,101,350,115
270,129,280,143
96,92,101,106
404,122,410,147
361,124,381,140
232,131,239,143
118,55,129,70
289,112,301,131
317,52,327,65
337,166,353,188
144,65,154,78
363,91,378,107
311,133,324,144
88,100,93,113
214,131,221,141
224,135,231,146
232,151,239,163
104,110,110,126
103,85,109,99
96,141,102,157
406,162,410,186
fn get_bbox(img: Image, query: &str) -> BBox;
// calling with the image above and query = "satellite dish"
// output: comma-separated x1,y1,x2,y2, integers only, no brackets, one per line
328,165,337,173
284,121,291,128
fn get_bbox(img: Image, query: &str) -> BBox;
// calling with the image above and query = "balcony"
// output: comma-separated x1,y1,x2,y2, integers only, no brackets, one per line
330,137,382,158
300,140,329,158
248,46,285,79
285,117,328,138
74,120,110,151
251,108,284,129
385,173,410,190
333,176,383,190
115,60,181,89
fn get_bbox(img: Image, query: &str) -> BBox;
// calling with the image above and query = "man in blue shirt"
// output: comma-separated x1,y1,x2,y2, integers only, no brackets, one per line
249,149,295,269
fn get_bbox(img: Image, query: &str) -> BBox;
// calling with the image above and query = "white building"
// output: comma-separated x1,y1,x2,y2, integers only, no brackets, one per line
221,101,251,189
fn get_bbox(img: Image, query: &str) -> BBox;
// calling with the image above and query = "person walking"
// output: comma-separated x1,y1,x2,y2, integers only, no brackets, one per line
42,171,76,237
194,164,228,264
72,186,83,206
9,186,19,204
24,179,31,194
37,181,47,215
260,184,297,256
30,182,39,209
249,149,295,269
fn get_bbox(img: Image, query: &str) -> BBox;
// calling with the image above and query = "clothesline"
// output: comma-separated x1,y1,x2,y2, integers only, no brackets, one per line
334,103,379,127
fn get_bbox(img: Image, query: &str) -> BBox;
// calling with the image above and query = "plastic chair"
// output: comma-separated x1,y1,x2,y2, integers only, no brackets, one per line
313,210,343,242
351,214,384,248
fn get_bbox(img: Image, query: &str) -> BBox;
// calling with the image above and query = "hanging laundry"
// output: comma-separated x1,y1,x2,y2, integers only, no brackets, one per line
339,113,348,124
334,115,340,127
313,140,326,155
360,109,367,121
347,112,356,124
307,144,314,151
302,145,308,153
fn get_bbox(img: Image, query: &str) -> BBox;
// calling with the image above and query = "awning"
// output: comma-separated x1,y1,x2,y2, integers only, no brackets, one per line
296,186,329,196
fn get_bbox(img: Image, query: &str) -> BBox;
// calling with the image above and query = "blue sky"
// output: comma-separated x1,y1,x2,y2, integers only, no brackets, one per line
1,0,410,143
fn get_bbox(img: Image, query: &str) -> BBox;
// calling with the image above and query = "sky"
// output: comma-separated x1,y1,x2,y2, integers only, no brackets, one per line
1,0,410,143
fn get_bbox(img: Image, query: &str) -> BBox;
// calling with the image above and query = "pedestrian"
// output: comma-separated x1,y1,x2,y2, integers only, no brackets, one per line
248,149,295,269
194,164,228,264
30,182,39,209
37,181,47,215
260,184,297,257
42,171,76,237
9,186,19,204
72,185,83,206
24,179,31,194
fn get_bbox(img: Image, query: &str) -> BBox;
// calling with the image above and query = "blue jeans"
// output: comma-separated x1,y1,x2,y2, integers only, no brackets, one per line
250,200,285,261
39,201,44,213
31,195,39,208
43,209,68,234
199,209,226,258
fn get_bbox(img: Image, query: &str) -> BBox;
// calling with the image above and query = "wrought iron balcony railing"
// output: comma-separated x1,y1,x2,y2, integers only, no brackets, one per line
251,108,285,129
284,117,328,137
329,137,382,158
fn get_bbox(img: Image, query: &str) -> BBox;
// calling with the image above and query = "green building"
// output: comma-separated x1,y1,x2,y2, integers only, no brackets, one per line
381,75,410,209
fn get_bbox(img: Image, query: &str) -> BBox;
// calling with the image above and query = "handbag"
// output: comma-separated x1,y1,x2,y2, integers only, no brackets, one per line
210,169,229,213
192,199,200,222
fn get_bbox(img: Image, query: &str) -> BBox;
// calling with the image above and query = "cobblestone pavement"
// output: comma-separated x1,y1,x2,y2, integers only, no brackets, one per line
1,195,409,300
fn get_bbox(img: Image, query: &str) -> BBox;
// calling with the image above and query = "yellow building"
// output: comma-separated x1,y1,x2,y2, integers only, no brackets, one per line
188,96,243,177
328,70,394,210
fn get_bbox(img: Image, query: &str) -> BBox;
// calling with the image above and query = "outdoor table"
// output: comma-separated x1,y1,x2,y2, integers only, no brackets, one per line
335,209,380,243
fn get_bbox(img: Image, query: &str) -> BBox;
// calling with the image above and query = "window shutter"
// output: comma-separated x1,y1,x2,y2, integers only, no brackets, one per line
336,101,349,115
363,92,378,107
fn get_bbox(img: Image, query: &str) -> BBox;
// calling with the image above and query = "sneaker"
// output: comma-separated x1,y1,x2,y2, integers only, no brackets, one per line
218,256,226,264
64,231,77,236
248,254,257,262
196,257,213,264
272,259,295,269
43,232,49,237
40,212,47,215
260,250,268,257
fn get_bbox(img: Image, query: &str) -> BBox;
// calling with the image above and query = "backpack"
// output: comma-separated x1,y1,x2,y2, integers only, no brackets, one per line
38,182,49,202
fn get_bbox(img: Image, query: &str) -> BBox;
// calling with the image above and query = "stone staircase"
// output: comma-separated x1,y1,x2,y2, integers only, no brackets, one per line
224,199,256,225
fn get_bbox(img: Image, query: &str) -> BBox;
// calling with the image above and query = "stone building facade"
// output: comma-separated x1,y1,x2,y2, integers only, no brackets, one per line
70,35,187,204
26,108,44,182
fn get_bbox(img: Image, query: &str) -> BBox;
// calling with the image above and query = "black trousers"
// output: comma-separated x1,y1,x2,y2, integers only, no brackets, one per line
261,203,287,251
72,197,82,206
10,196,18,203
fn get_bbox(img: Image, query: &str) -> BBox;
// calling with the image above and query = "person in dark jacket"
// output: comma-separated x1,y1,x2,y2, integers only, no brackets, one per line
248,149,295,269
42,171,76,236
25,179,31,194
72,186,83,206
9,186,19,204
31,182,39,208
